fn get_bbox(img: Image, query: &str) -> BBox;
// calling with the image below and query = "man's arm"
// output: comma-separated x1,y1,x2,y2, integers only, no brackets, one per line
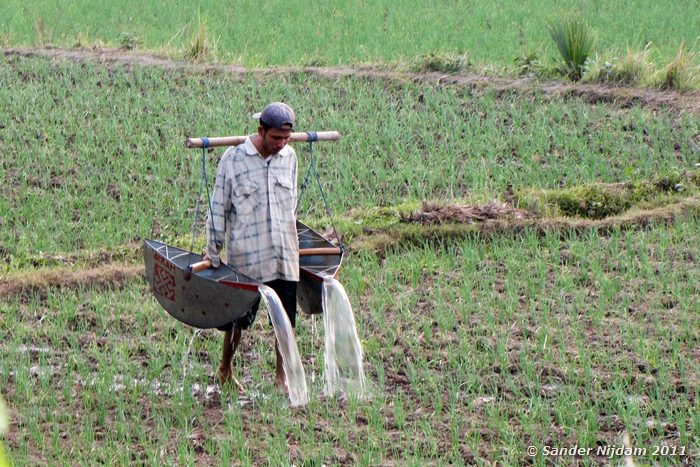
205,151,233,267
291,147,298,213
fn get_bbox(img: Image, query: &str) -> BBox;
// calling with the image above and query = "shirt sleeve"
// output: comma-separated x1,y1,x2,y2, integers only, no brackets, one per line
205,150,233,267
291,148,298,212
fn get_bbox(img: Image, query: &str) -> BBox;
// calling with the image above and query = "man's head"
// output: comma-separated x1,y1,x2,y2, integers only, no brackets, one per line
253,102,295,156
253,102,295,131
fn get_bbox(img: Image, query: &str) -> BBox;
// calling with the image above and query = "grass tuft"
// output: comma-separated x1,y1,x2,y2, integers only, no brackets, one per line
182,18,218,63
656,43,699,91
514,52,545,77
33,18,53,46
410,52,470,73
546,15,595,81
118,32,141,51
584,45,654,86
69,32,104,50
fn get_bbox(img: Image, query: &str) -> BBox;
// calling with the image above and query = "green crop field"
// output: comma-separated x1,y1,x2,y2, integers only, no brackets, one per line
1,1,699,465
2,0,699,68
2,55,698,262
2,222,698,465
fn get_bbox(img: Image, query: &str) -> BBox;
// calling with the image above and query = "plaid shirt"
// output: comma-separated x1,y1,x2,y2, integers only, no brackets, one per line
205,137,299,283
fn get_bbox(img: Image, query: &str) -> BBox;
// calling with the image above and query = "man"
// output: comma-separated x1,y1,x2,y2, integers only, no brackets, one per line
204,102,299,390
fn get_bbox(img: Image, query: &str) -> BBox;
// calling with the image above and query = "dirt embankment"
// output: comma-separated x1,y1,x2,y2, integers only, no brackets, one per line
3,196,699,300
0,264,144,300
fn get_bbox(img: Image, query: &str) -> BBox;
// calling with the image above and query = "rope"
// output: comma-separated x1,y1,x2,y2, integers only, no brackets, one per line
189,138,217,257
297,132,344,250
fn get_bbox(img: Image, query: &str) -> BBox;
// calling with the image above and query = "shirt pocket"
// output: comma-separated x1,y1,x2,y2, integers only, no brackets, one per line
233,180,260,216
274,175,295,212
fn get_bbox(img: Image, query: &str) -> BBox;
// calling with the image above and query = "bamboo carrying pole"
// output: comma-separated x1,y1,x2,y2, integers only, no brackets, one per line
189,260,213,273
185,130,342,273
188,246,341,273
186,131,340,149
298,247,342,256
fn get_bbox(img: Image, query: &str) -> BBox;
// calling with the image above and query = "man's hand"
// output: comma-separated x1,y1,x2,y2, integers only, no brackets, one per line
202,251,220,269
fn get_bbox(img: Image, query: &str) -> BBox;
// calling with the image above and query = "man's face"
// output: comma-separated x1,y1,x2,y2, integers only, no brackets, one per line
259,126,292,156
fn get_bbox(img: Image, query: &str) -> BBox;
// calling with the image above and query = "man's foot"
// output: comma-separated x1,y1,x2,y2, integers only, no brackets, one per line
217,363,245,392
217,363,233,385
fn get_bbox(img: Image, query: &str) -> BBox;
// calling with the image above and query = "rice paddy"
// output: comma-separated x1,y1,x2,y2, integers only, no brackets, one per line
1,3,699,465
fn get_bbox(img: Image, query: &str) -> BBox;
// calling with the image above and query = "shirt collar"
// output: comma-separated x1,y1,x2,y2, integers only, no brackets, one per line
244,136,292,157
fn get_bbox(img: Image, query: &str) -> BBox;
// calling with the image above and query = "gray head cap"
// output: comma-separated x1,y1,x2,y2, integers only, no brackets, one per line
252,102,295,130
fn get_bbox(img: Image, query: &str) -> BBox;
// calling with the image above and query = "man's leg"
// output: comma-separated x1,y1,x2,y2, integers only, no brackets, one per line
275,342,286,390
217,297,261,387
218,324,242,384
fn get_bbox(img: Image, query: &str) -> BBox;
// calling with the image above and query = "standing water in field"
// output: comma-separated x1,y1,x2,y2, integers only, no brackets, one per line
259,285,309,407
322,277,366,397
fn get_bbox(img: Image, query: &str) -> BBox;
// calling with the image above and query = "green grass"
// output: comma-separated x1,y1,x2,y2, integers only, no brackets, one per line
547,15,595,80
1,0,699,69
1,55,699,268
658,43,700,91
1,218,697,464
182,17,218,63
584,45,655,86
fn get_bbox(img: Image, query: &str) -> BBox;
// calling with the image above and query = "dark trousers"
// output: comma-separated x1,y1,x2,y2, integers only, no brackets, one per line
218,279,297,331
263,279,298,328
